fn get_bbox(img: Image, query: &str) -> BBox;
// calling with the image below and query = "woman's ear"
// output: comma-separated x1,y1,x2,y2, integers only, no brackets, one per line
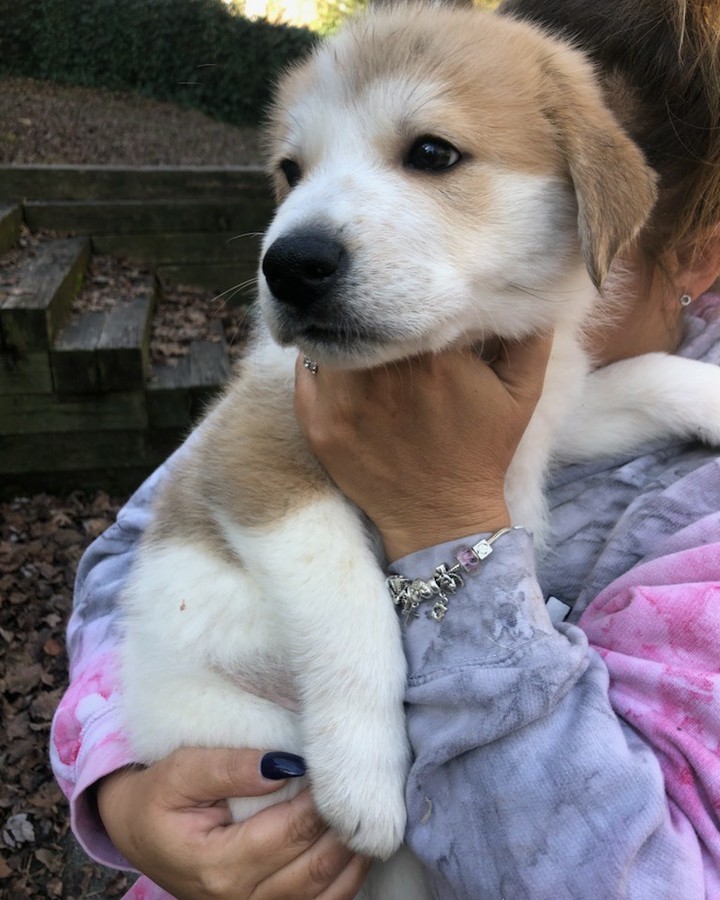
670,226,720,299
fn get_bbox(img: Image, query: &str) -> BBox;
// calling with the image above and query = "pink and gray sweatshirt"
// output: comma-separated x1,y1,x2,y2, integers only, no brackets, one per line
51,295,720,899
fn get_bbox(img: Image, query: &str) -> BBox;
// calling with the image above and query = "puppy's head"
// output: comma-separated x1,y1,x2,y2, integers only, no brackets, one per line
258,2,657,366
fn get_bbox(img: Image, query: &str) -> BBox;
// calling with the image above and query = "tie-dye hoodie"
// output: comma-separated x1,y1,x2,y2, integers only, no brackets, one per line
51,295,720,899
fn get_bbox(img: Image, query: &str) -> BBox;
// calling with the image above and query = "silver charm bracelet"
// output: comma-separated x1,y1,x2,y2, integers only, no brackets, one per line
387,526,517,623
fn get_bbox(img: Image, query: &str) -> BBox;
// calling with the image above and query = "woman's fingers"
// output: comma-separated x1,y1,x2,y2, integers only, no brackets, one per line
231,789,330,875
98,750,361,900
251,821,369,900
316,855,373,900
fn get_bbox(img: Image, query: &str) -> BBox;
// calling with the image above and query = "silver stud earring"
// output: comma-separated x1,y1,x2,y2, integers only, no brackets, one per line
680,293,693,307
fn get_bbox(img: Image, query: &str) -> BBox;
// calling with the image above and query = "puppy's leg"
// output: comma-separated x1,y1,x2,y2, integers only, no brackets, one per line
556,354,720,462
226,494,410,860
122,541,306,819
126,666,307,818
506,332,588,543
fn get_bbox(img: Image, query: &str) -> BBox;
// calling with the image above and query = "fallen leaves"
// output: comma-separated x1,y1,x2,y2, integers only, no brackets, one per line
2,813,35,848
151,279,253,367
0,490,134,898
0,76,263,167
65,253,253,368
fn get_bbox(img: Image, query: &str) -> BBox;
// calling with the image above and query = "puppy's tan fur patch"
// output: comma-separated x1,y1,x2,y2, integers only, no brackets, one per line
149,350,329,543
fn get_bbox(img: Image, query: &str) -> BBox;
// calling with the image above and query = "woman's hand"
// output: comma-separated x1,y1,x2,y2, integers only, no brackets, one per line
97,747,370,899
295,335,552,560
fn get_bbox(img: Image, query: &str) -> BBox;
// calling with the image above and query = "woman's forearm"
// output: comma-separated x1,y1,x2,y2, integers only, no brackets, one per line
399,528,710,898
51,458,168,866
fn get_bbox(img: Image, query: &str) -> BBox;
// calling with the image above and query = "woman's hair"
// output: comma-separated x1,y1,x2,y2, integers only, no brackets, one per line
498,0,720,265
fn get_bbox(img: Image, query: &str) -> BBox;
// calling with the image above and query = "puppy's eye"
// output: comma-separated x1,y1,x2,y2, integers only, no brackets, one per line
279,159,302,188
406,136,461,172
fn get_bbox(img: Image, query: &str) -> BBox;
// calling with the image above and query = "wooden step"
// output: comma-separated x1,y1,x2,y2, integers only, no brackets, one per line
0,349,54,395
0,389,148,435
0,165,267,202
97,290,157,391
146,356,193,428
189,323,231,413
51,276,157,393
0,427,184,494
0,456,179,499
147,320,230,427
50,309,106,393
155,262,257,293
93,232,260,294
24,198,273,235
91,230,261,265
0,236,90,353
0,205,23,254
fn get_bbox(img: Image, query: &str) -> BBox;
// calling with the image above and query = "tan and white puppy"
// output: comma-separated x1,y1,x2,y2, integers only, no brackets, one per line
120,4,720,897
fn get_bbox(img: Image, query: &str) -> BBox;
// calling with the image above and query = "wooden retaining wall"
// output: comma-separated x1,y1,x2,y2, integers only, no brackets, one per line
1,165,274,290
0,166,272,496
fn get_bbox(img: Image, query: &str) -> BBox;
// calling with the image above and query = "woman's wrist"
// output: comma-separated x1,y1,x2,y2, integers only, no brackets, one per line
95,765,148,858
383,502,511,562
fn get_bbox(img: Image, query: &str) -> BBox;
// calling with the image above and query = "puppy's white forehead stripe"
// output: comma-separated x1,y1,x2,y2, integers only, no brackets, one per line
282,75,448,162
359,76,449,134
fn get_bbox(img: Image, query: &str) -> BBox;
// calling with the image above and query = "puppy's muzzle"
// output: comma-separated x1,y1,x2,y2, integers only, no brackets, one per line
262,231,347,310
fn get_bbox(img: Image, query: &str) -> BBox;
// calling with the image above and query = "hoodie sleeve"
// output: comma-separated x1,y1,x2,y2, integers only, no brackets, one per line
50,461,166,870
398,527,720,899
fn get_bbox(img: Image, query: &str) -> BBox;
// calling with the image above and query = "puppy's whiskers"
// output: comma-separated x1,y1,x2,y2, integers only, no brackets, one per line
226,232,265,244
210,277,259,311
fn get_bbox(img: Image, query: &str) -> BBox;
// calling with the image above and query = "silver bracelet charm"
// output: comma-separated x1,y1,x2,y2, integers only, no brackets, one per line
387,527,515,623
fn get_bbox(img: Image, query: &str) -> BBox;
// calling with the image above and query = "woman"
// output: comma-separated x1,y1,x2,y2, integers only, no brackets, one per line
51,0,720,896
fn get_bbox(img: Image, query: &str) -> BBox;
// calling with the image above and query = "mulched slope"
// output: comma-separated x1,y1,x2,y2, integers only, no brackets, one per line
0,76,264,166
1,491,133,898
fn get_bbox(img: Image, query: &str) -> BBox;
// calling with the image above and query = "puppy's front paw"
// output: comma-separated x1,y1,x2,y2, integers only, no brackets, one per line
308,733,409,859
315,770,407,859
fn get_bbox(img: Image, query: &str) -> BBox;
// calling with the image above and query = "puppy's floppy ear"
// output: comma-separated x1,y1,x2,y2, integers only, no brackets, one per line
541,60,658,288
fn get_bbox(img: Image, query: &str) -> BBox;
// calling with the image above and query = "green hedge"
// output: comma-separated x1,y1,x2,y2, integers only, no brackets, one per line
0,0,317,126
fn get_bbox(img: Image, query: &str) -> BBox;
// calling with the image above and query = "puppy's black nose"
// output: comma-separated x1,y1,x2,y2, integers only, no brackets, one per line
262,233,345,308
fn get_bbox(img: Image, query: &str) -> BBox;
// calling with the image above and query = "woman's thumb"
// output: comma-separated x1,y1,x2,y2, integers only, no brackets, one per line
164,747,306,803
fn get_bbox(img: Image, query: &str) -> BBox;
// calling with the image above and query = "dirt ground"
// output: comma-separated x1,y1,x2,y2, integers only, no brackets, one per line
1,492,133,898
0,76,264,166
0,77,264,898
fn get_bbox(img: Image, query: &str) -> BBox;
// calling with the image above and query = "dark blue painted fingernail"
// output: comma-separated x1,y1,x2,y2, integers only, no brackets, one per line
261,751,307,780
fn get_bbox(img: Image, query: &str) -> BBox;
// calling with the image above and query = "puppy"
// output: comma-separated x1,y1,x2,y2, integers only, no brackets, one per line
120,4,720,897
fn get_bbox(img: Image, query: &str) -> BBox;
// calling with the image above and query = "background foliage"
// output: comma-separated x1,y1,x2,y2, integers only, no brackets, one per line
0,0,316,126
314,0,368,34
0,0,501,126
